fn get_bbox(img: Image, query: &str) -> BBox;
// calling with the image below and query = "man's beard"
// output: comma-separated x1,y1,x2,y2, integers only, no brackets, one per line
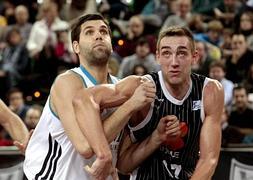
86,47,111,66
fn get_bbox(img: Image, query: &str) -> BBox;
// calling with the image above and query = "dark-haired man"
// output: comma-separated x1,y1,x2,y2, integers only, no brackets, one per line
23,14,156,180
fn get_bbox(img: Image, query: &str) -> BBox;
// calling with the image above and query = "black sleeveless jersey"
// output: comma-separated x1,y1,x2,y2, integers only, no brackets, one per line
129,71,207,180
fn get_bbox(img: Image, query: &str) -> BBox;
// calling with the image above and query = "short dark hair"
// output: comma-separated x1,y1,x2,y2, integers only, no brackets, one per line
7,87,23,101
71,13,111,43
233,84,248,95
157,26,195,53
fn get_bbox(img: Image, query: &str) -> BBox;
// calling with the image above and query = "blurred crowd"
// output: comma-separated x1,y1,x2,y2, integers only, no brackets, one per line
1,0,253,147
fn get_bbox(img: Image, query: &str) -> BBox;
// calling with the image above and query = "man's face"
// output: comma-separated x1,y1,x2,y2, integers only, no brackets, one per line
9,92,24,110
209,66,225,81
231,35,247,56
208,30,220,43
240,13,252,31
76,20,112,66
156,36,195,86
136,43,150,59
234,88,248,110
15,7,29,24
196,41,205,60
178,0,191,17
129,17,144,37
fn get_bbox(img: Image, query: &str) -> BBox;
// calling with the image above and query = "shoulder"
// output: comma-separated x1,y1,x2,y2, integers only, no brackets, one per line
203,78,223,95
51,70,84,95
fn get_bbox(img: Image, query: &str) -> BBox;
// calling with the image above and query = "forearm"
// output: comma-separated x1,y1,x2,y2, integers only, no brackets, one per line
3,114,29,143
103,100,137,143
73,92,112,161
190,157,218,180
117,130,161,173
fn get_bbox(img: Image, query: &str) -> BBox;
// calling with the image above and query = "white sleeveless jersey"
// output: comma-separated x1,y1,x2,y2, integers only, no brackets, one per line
24,67,121,180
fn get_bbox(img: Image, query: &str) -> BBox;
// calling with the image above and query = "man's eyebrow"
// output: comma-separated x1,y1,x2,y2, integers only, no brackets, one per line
177,46,189,50
83,26,94,31
160,46,171,50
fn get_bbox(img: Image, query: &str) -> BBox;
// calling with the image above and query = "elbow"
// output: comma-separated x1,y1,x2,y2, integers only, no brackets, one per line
116,158,134,175
76,145,94,159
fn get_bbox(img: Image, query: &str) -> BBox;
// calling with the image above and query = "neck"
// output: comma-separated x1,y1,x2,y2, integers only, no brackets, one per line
164,77,191,100
80,62,109,84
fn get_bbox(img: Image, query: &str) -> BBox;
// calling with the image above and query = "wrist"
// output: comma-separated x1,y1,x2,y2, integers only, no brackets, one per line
151,129,163,146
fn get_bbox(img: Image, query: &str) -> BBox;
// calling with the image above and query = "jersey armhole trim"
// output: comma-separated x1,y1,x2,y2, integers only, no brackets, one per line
69,69,87,87
49,96,59,119
128,102,154,142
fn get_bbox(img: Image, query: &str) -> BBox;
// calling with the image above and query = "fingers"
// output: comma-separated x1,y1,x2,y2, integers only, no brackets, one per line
111,168,119,180
13,141,25,155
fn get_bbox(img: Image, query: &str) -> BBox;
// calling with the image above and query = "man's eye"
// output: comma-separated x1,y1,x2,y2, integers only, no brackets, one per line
162,51,171,57
178,51,187,57
100,29,108,35
85,30,93,35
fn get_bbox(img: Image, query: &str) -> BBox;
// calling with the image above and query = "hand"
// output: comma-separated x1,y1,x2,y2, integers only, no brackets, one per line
156,115,181,143
163,122,188,150
84,155,113,180
127,80,156,111
13,129,34,155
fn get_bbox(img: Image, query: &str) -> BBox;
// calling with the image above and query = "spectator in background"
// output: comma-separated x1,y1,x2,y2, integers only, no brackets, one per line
191,41,214,76
209,61,234,107
228,85,253,140
27,1,69,57
117,37,159,78
26,1,69,87
7,88,29,121
60,0,97,22
25,104,42,130
243,64,253,94
54,29,78,69
11,5,32,42
219,28,233,58
161,0,192,30
221,107,245,146
214,0,241,28
0,27,30,90
238,11,253,51
131,64,148,76
225,33,253,83
194,20,223,47
140,0,170,28
108,56,120,76
114,15,156,58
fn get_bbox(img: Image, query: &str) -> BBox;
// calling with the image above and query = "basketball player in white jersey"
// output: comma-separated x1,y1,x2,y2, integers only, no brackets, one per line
23,14,156,180
0,99,28,144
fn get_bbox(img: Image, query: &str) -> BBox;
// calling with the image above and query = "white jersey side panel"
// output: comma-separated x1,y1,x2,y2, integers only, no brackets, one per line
24,67,120,180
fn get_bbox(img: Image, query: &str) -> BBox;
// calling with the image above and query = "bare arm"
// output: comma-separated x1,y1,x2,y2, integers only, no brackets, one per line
190,80,224,180
51,72,104,158
117,115,180,174
73,75,156,148
0,99,29,144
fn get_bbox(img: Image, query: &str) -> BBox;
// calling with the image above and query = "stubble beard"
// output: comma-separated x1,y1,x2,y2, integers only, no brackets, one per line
84,47,111,66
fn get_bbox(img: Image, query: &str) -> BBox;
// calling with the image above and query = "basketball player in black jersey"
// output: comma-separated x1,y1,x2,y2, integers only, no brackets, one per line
115,27,224,180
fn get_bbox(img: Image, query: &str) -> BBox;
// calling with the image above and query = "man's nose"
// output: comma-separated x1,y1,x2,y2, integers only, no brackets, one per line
171,55,179,66
95,31,103,40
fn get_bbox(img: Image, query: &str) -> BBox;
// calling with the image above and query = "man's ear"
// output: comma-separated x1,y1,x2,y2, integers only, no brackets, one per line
156,50,161,65
72,41,80,54
192,50,199,65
